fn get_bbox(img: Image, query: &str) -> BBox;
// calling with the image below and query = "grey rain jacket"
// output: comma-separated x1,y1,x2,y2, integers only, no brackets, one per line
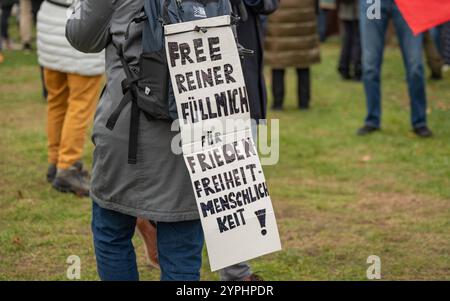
66,0,199,222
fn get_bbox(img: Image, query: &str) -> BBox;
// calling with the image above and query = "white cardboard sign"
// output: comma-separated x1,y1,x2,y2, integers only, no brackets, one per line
165,15,281,271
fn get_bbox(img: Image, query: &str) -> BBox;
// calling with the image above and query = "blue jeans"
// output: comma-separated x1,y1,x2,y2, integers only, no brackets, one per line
360,0,427,129
92,202,204,281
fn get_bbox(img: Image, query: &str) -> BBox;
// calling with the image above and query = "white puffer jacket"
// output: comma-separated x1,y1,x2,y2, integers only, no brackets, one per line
37,0,105,76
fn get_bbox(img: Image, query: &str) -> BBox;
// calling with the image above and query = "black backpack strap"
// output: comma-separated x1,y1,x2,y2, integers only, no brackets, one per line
106,91,132,130
106,45,138,131
107,44,142,164
128,98,140,165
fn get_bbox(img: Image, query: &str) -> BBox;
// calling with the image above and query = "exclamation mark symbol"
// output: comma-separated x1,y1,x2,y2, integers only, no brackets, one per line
255,209,267,236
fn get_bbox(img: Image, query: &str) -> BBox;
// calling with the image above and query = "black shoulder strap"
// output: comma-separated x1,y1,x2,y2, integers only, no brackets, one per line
106,44,141,165
106,91,132,131
128,99,140,165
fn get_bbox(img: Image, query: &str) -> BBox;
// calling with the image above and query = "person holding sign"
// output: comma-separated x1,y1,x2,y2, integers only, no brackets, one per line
66,0,204,281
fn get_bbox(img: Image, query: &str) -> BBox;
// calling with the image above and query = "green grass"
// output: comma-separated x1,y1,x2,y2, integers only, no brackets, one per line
1,41,449,280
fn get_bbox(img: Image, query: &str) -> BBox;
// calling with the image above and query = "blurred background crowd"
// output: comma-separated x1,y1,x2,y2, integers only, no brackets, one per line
1,0,449,199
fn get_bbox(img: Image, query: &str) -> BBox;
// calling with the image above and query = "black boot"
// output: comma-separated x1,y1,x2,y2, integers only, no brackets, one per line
357,125,380,136
413,126,433,138
272,69,285,110
338,68,352,80
297,68,311,110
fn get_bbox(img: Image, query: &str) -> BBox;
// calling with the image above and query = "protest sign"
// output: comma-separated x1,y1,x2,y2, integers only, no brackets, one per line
165,15,281,271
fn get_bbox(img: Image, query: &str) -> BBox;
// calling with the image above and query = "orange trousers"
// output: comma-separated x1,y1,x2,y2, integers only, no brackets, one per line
45,68,103,170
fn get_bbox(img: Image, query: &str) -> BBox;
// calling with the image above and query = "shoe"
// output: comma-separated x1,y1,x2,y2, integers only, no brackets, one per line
271,104,283,111
47,161,89,183
338,69,352,80
136,218,160,270
23,43,32,53
299,105,310,111
430,72,442,80
413,126,433,138
52,165,90,197
73,161,90,180
357,125,380,136
242,273,264,281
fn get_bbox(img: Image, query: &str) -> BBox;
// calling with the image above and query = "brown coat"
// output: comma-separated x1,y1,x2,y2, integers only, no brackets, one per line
265,0,321,68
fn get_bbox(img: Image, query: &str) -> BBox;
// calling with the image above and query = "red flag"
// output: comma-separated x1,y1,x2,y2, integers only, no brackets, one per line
395,0,450,35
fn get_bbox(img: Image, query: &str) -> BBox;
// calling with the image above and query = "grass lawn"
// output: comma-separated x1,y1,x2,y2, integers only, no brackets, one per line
0,40,449,280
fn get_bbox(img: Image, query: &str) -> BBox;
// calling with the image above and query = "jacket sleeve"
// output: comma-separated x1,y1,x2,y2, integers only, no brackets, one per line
65,0,114,53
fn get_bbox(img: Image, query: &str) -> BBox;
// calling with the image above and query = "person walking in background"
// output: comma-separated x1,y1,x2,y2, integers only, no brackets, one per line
426,22,450,77
20,0,47,99
1,0,18,50
19,0,42,51
430,26,443,54
318,0,336,42
357,0,433,138
432,22,450,78
337,0,361,81
37,0,104,196
423,30,445,80
265,0,321,111
441,21,450,66
0,17,3,64
20,0,32,51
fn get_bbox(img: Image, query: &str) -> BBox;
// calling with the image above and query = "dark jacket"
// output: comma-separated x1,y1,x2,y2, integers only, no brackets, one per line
237,0,278,121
